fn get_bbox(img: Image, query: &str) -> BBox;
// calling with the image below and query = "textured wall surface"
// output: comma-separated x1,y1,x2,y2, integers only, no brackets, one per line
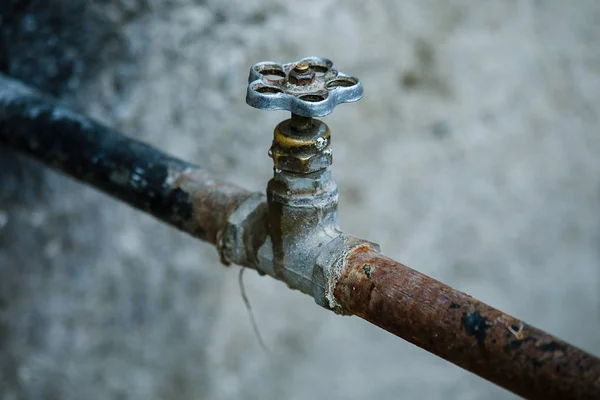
1,1,599,399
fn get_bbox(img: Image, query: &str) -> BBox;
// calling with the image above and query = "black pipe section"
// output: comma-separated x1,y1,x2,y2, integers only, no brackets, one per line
0,73,252,243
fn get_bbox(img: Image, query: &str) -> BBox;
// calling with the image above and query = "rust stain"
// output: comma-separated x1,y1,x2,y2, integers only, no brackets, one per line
171,167,252,244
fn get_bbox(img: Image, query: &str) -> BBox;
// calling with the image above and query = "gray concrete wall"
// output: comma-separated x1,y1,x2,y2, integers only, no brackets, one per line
1,1,599,399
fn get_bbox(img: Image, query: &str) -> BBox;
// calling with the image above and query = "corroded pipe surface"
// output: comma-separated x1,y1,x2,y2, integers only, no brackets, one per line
333,245,600,400
3,74,600,398
0,74,252,244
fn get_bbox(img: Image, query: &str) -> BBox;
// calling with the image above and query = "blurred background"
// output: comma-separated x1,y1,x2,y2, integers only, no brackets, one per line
1,1,599,399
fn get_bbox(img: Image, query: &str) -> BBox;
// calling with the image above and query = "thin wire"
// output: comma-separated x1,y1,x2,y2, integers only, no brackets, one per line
239,267,268,352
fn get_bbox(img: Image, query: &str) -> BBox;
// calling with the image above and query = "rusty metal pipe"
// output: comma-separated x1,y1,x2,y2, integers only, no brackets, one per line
333,245,600,400
2,74,600,399
0,74,252,244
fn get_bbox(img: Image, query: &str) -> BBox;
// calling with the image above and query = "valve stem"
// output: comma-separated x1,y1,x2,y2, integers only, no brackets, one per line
290,113,313,132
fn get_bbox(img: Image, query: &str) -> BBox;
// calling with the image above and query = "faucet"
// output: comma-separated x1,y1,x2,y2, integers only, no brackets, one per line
221,57,377,312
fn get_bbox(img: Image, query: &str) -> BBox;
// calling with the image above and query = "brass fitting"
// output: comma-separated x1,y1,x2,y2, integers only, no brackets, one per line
269,118,332,175
288,62,316,86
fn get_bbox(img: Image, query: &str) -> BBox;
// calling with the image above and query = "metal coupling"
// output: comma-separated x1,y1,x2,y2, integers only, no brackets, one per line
313,234,380,313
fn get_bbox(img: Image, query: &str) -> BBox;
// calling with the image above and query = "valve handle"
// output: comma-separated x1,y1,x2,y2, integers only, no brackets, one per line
246,57,363,117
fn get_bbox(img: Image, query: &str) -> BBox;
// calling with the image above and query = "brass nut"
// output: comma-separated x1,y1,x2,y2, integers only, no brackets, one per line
268,169,337,200
272,119,330,149
269,119,332,174
288,64,316,86
271,150,332,174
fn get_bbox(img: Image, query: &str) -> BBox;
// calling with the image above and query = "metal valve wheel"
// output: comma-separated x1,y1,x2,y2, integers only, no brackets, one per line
246,57,363,117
